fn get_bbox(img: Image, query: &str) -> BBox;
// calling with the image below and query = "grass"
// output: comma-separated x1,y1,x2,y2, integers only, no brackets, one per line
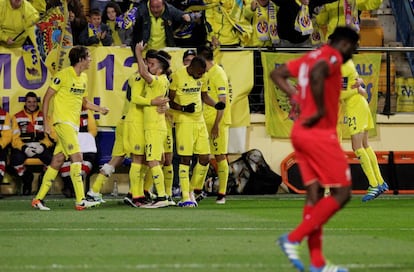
1,194,414,272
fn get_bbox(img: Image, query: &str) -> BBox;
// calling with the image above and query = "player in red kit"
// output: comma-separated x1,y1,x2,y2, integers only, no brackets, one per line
270,26,359,272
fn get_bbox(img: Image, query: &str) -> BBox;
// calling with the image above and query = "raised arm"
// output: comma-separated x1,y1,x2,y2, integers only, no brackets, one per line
134,41,153,84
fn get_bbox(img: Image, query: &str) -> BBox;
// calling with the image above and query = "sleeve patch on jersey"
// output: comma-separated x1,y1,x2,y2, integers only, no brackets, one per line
329,56,338,65
53,78,61,84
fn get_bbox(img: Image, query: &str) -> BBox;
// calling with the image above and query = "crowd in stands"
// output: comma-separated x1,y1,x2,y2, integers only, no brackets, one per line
0,0,383,50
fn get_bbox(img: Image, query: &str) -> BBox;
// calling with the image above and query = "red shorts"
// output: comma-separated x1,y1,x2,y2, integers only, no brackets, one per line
291,128,351,187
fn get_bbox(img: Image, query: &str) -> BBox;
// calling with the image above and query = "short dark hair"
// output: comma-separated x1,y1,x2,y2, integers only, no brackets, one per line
25,91,37,100
69,46,89,66
328,26,359,45
183,49,196,61
196,45,213,61
190,56,206,69
156,50,171,73
89,8,102,17
146,49,158,59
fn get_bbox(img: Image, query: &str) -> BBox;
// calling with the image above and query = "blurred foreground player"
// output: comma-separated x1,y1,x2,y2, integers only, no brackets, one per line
270,26,359,272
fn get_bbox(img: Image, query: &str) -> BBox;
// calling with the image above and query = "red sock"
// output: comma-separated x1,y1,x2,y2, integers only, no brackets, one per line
288,196,340,243
309,228,324,267
301,205,325,267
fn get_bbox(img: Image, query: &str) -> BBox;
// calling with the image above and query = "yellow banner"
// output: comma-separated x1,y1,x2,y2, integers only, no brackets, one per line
396,77,414,112
0,47,253,127
262,52,382,138
220,50,254,127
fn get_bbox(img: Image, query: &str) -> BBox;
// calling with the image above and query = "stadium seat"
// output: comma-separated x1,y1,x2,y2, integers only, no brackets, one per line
359,18,384,47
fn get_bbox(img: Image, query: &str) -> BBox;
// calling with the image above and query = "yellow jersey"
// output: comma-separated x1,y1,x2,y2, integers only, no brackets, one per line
143,74,170,130
170,66,207,123
340,59,359,101
203,64,232,125
147,2,166,50
125,72,147,124
49,66,88,129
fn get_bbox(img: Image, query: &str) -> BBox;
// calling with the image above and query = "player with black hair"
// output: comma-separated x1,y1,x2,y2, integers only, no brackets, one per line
271,26,359,272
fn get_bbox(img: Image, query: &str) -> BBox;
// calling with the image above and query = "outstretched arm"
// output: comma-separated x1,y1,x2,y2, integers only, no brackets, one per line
82,98,109,115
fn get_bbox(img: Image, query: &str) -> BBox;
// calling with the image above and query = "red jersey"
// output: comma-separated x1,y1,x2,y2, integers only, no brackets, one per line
287,45,343,132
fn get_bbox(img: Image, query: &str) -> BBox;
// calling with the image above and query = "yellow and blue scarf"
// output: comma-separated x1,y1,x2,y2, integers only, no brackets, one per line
294,0,313,35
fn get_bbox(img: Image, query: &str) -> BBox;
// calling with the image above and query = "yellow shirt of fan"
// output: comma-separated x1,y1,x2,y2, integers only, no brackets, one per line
170,66,207,123
148,3,166,49
203,64,232,125
49,66,87,129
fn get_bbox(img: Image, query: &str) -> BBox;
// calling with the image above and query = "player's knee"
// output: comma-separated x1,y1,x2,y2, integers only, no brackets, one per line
198,155,210,166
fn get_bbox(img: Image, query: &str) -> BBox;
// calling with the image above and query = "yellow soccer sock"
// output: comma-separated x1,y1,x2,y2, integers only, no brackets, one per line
129,163,143,198
143,165,153,193
179,164,190,201
163,164,173,197
151,165,166,198
355,148,378,187
92,173,108,193
365,146,385,185
217,159,229,195
70,162,85,203
191,162,209,191
35,166,58,200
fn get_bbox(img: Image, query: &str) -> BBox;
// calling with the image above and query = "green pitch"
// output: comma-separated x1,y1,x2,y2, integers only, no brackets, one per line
1,195,413,272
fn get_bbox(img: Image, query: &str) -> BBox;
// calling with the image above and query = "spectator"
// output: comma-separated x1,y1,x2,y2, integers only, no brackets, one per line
271,0,337,47
60,107,98,198
113,0,131,13
10,92,54,195
168,0,207,47
90,0,111,13
316,0,383,41
204,0,252,46
47,0,86,45
28,0,46,15
0,107,12,199
0,0,39,48
79,8,113,46
131,0,191,50
67,0,87,46
102,2,133,46
244,0,280,47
